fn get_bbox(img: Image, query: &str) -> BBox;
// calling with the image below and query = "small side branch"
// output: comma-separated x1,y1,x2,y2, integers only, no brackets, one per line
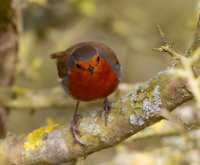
187,14,200,56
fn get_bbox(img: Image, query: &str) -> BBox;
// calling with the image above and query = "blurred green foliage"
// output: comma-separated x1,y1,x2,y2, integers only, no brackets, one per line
14,1,197,106
6,0,200,164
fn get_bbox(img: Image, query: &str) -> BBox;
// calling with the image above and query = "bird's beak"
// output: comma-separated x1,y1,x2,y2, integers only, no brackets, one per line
88,65,95,74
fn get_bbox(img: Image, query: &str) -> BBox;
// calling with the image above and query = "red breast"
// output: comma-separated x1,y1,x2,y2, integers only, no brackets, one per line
51,41,121,101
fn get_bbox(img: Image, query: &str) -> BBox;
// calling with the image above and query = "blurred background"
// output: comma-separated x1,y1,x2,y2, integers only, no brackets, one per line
2,0,200,164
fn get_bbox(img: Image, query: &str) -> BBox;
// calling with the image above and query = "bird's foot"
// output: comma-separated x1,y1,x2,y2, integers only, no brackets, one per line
102,98,111,126
70,114,85,146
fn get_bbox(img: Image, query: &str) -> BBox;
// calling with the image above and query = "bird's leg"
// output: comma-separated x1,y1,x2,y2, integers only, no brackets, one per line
103,97,111,126
70,101,84,146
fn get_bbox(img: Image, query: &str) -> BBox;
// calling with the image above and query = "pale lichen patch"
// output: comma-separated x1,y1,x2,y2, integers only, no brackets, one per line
24,120,59,152
79,118,104,145
142,85,162,119
129,114,145,126
80,118,101,136
128,84,162,126
107,114,114,123
39,130,69,163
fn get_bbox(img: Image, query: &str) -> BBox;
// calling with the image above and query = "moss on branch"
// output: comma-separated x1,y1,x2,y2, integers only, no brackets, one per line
0,71,192,165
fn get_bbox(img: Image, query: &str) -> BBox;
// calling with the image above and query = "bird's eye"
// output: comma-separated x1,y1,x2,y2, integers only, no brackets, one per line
76,63,82,69
96,56,100,63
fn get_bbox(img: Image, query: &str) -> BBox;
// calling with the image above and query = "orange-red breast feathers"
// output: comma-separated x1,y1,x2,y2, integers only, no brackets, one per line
51,41,121,101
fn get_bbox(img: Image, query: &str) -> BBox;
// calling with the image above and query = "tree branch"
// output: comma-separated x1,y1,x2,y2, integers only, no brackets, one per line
0,13,199,165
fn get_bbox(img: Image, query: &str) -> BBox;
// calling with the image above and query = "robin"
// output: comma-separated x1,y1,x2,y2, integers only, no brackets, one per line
51,41,121,145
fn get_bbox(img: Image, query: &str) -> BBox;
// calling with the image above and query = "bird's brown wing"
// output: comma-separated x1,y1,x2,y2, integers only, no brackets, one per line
50,44,77,78
51,52,67,78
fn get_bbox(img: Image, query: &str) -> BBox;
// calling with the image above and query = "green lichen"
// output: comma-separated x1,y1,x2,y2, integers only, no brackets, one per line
141,85,162,118
129,114,145,126
128,78,162,126
24,120,59,152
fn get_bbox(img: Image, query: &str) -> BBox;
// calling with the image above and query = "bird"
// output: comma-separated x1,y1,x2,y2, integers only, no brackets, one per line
51,41,121,145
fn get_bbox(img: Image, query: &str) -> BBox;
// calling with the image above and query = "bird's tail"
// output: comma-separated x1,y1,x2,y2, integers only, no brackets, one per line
50,51,66,59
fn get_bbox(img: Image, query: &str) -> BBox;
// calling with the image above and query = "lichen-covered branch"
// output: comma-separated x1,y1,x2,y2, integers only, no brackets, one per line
0,13,199,165
0,69,192,165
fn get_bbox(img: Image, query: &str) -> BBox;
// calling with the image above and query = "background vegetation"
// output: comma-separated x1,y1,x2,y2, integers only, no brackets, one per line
1,0,200,164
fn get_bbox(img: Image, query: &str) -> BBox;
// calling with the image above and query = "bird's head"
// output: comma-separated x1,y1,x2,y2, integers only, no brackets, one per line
71,45,101,74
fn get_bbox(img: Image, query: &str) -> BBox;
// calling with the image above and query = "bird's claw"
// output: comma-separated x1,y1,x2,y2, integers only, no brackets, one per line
70,114,85,146
103,98,111,126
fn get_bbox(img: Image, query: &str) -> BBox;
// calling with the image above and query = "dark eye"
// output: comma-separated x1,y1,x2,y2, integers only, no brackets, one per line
76,63,82,69
96,56,100,63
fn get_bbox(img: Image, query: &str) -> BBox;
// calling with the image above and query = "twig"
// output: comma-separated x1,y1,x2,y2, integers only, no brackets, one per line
187,14,200,56
155,26,200,108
